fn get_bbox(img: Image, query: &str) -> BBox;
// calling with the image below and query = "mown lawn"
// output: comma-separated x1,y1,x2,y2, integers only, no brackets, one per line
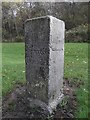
64,43,88,118
2,43,88,118
2,43,25,96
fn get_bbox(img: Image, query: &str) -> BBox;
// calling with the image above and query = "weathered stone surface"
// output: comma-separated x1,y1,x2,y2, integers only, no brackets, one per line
25,16,65,112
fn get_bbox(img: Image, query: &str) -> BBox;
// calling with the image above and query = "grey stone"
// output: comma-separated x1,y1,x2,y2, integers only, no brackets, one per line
25,16,65,113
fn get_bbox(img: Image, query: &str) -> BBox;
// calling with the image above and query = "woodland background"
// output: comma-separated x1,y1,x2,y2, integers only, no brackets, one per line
2,2,89,43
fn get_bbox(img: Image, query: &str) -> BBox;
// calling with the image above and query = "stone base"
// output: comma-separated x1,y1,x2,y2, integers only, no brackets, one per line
48,94,64,113
27,94,64,115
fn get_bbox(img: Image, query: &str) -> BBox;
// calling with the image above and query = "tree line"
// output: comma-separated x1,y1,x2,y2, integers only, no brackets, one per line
2,2,88,42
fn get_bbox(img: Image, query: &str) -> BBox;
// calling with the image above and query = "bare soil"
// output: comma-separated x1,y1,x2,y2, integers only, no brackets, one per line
2,79,77,119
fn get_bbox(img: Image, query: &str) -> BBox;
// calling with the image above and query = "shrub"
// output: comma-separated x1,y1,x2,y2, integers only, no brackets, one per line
65,24,88,42
15,35,24,42
2,28,10,41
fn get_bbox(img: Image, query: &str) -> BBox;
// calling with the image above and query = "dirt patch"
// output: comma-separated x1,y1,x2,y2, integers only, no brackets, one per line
2,79,77,119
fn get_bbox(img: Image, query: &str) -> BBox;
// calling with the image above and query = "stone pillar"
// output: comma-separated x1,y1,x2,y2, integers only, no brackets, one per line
25,16,65,112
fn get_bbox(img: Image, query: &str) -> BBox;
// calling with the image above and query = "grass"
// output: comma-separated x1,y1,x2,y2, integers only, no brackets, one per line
2,43,25,96
1,43,88,118
64,43,88,118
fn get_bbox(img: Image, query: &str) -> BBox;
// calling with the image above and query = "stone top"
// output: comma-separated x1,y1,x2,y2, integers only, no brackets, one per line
25,15,65,51
25,15,64,24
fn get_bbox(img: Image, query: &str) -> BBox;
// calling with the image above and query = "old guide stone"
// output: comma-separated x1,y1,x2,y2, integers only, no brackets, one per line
25,16,65,113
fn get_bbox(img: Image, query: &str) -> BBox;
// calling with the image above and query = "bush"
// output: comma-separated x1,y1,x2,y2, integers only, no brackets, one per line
15,35,24,42
65,24,88,42
2,29,10,41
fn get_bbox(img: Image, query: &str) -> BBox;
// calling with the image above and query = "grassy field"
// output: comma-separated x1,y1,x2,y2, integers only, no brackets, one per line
64,43,88,118
2,43,88,118
2,43,25,96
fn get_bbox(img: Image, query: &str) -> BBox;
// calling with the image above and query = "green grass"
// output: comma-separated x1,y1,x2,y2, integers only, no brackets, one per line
1,43,88,118
2,43,25,96
64,43,88,118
